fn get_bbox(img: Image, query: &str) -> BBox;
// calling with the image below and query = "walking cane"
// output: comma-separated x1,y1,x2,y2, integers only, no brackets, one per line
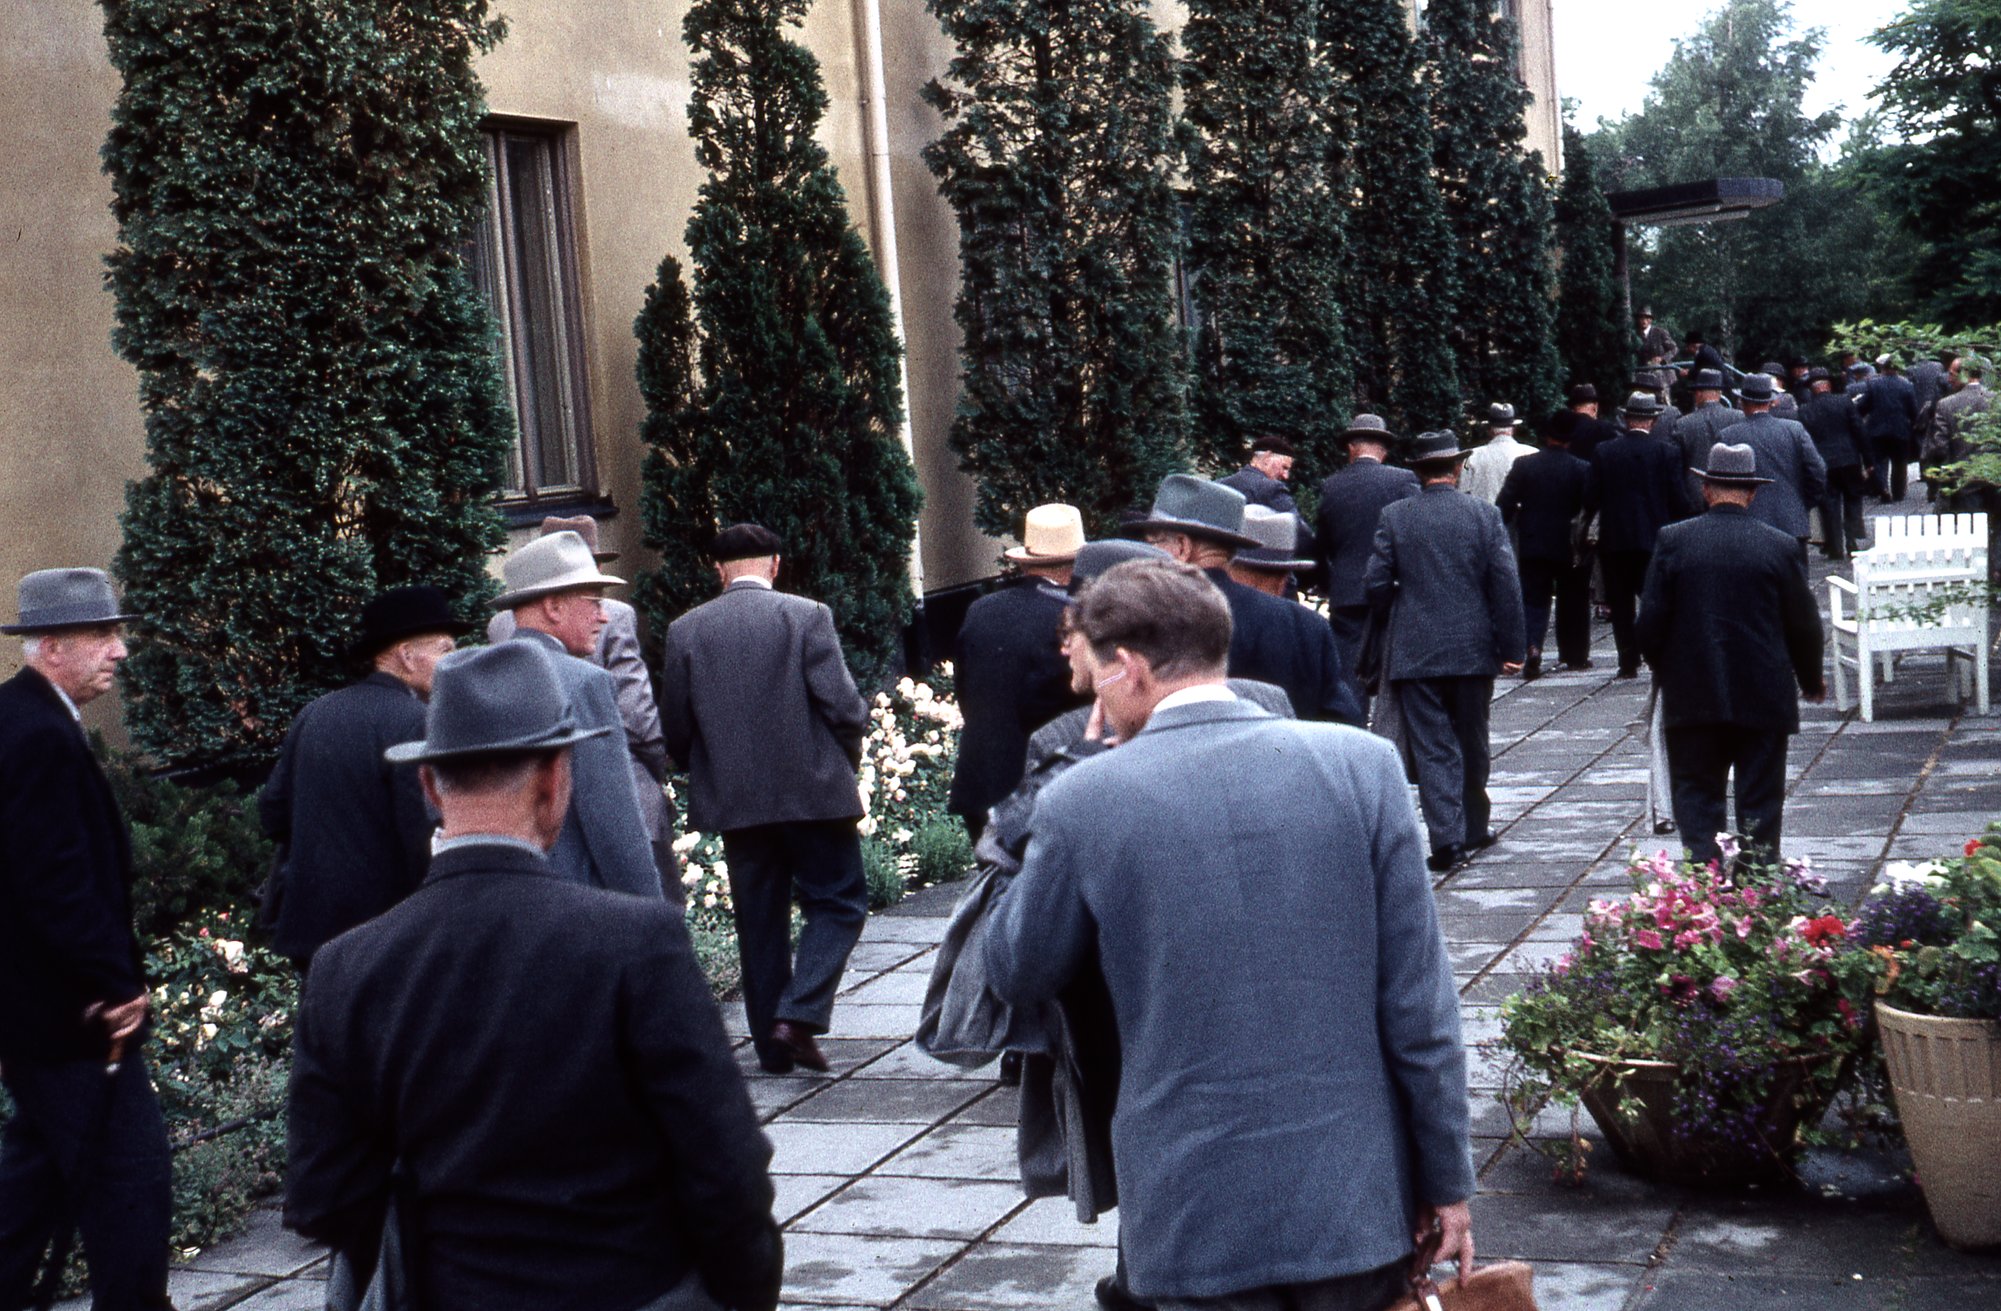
29,1008,132,1311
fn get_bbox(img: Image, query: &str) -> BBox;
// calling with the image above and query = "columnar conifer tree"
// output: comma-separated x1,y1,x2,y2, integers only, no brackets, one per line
1424,0,1562,425
1554,125,1631,404
103,0,512,770
635,0,921,686
1325,0,1462,437
923,0,1188,536
1180,0,1349,483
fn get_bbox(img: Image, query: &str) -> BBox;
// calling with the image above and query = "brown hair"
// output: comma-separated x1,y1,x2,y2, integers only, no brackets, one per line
1072,559,1231,679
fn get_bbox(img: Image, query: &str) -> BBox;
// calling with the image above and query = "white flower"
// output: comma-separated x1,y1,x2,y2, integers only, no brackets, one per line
212,939,247,973
199,1022,217,1042
896,677,916,698
682,868,701,887
892,827,914,845
912,682,935,703
703,893,718,909
711,859,728,880
1876,860,1950,895
208,990,229,1009
874,692,892,709
858,816,878,837
672,831,704,855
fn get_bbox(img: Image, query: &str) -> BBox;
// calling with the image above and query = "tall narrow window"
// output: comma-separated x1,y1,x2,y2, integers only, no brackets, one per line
469,123,595,503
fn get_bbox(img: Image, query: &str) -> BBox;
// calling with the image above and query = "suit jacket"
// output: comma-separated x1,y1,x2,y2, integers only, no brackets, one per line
1675,401,1744,498
1857,373,1919,443
1587,430,1693,554
1799,391,1869,471
1364,485,1526,679
491,600,673,842
1205,569,1362,724
285,841,781,1311
1650,402,1682,455
661,579,868,833
508,629,662,899
948,576,1080,822
1458,432,1531,504
1908,360,1947,417
1497,446,1590,564
1565,413,1620,464
1315,459,1420,608
1925,381,1992,465
258,672,433,965
1731,412,1829,539
0,669,144,1063
984,699,1471,1300
1636,505,1824,733
1216,465,1298,514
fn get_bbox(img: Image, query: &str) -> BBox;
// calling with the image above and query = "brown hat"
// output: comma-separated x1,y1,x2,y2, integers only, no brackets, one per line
540,515,617,564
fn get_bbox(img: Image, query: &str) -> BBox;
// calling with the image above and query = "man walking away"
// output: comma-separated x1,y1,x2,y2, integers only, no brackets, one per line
1718,375,1827,560
1638,444,1825,866
0,569,172,1311
1459,403,1532,504
1315,416,1419,709
1499,425,1592,680
1858,354,1919,503
1586,393,1694,679
1675,368,1744,500
261,586,468,970
983,559,1475,1311
1560,384,1619,464
1365,431,1526,870
1227,505,1319,597
661,524,871,1075
285,642,781,1311
1924,354,1995,524
1798,368,1873,560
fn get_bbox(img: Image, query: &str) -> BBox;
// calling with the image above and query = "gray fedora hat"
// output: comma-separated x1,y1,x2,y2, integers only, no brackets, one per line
1341,413,1393,443
1697,443,1773,487
1124,474,1260,549
1235,506,1315,572
1487,402,1517,428
1069,539,1169,593
1620,392,1663,419
1736,373,1777,403
1689,368,1726,390
492,531,625,610
1409,430,1472,465
4,568,137,635
385,641,612,764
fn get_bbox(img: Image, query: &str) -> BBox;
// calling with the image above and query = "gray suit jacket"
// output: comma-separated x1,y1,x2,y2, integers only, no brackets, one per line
1675,401,1743,500
490,600,672,842
1730,412,1829,539
984,699,1471,1300
661,579,868,833
1363,484,1526,680
506,629,663,899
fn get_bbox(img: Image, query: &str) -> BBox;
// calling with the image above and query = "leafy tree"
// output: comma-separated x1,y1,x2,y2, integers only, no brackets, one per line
1180,0,1348,483
1866,0,2001,325
103,0,512,770
923,0,1188,535
1554,124,1629,402
1424,0,1561,424
636,0,921,686
1324,0,1460,436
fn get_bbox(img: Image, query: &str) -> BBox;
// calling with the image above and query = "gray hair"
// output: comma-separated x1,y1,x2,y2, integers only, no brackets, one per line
19,635,43,660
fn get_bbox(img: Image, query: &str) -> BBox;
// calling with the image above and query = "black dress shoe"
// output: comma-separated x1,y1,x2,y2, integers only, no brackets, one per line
757,1047,795,1075
1427,845,1466,873
1616,666,1640,679
1095,1276,1153,1311
1470,830,1499,852
1560,658,1595,672
1521,657,1543,682
771,1020,832,1073
1654,819,1677,835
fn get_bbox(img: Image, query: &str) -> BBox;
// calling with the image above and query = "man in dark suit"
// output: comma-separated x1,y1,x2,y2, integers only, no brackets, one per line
1559,383,1620,464
260,586,469,969
948,503,1085,843
1675,368,1744,499
496,531,665,901
1798,368,1873,559
983,559,1475,1311
285,641,781,1311
661,524,871,1075
1857,355,1919,502
1366,432,1526,870
1314,415,1419,704
1497,424,1592,678
1684,330,1726,376
1717,374,1828,558
1132,475,1360,725
1637,444,1826,866
0,569,172,1311
1585,393,1694,678
1215,435,1300,513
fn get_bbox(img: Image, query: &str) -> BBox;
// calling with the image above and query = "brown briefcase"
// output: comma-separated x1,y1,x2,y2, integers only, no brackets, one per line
1384,1262,1537,1311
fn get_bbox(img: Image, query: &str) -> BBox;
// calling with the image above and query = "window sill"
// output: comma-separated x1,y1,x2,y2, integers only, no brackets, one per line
499,495,619,530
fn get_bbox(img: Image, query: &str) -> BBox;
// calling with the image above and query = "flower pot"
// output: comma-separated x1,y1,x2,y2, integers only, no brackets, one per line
1572,1052,1844,1188
1875,1001,2001,1249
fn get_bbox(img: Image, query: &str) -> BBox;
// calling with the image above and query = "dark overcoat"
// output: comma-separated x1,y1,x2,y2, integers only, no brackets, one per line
1497,447,1590,564
1731,412,1830,539
1587,430,1694,553
1857,373,1919,443
1636,505,1825,732
661,579,868,833
0,668,144,1063
1205,569,1362,724
1313,460,1420,608
1363,485,1527,679
259,672,432,965
947,576,1078,823
285,842,781,1311
1216,465,1298,514
1799,391,1869,471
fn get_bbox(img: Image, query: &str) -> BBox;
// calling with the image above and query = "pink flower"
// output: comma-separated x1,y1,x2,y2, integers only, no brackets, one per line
1553,954,1573,977
1710,976,1739,1002
1735,917,1753,940
1634,928,1664,951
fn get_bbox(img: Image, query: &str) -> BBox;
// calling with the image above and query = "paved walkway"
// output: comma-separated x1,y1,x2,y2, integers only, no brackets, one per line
106,541,2001,1311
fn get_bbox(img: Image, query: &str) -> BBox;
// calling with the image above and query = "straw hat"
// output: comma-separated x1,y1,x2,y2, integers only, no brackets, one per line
1003,503,1085,564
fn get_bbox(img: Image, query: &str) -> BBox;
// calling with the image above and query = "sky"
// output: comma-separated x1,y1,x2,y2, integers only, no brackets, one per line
1552,0,1901,138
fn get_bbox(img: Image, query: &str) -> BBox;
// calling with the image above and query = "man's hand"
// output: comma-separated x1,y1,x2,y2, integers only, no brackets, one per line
1803,683,1829,704
1501,661,1524,675
88,994,149,1067
1412,1200,1475,1287
1083,698,1118,746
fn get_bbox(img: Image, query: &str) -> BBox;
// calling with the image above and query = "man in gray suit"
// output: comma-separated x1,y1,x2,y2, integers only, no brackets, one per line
489,516,674,879
661,524,871,1075
495,532,665,902
1719,374,1828,559
1365,431,1526,871
1675,369,1743,500
984,559,1474,1311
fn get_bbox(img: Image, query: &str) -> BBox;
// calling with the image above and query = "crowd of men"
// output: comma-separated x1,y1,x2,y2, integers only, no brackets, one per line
3,330,1986,1309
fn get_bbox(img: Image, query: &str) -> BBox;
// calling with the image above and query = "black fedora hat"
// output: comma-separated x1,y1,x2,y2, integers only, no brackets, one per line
350,585,473,660
386,641,612,764
1069,539,1169,593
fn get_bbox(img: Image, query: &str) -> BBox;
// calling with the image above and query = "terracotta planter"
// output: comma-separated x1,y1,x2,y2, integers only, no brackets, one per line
1573,1051,1844,1188
1875,1001,2001,1249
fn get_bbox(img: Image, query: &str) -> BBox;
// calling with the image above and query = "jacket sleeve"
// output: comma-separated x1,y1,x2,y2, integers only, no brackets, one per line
601,609,669,781
576,673,663,899
1635,532,1675,665
983,784,1095,1009
1797,427,1829,503
1482,508,1526,666
283,968,393,1253
1496,464,1524,526
259,727,296,846
1361,515,1398,611
1660,446,1695,520
388,756,435,898
659,624,695,773
1311,619,1364,725
804,604,867,766
1779,545,1826,695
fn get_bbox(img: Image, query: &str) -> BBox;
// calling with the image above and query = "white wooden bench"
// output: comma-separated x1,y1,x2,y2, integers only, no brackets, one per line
1828,514,1990,722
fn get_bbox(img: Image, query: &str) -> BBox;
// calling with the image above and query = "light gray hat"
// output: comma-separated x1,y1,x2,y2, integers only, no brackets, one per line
4,568,137,635
1487,402,1518,429
1235,506,1315,572
1341,414,1393,443
1620,392,1664,419
1698,443,1772,486
1069,539,1170,593
385,641,612,764
1124,474,1261,550
492,531,625,610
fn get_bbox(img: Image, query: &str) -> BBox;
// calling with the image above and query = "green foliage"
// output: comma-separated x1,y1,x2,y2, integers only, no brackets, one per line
1424,0,1561,424
1926,407,2001,500
1825,317,2001,364
923,0,1189,536
1179,0,1349,483
637,0,921,687
1325,0,1460,435
1554,126,1630,402
863,839,907,910
98,748,274,938
1839,826,2001,1020
103,0,513,770
911,817,974,887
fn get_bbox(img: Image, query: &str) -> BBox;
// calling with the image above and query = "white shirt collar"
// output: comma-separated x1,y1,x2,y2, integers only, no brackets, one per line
430,832,546,858
1154,684,1238,713
728,575,774,589
52,681,82,723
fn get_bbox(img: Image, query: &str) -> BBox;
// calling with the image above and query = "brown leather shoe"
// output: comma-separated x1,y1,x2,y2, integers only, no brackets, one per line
771,1020,831,1073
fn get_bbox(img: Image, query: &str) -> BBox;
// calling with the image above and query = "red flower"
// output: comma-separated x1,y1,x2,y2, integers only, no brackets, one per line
1801,915,1847,948
1967,839,1985,857
1837,997,1860,1029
